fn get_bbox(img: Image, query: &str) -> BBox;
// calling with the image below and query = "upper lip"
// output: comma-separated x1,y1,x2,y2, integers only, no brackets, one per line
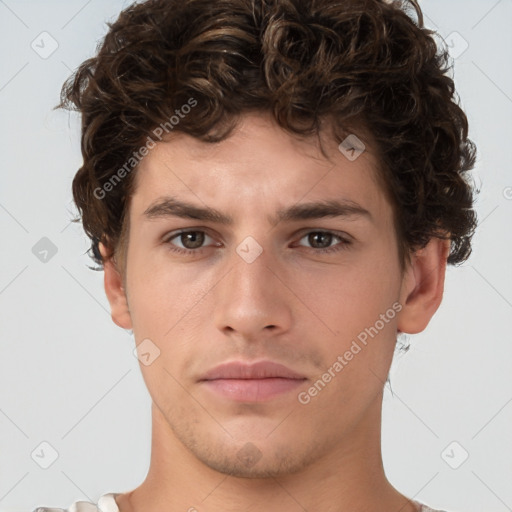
199,361,306,381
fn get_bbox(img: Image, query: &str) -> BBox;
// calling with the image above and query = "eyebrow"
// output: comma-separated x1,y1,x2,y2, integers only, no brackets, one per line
143,196,373,225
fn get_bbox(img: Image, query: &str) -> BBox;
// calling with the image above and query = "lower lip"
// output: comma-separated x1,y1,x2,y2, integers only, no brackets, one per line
201,378,306,402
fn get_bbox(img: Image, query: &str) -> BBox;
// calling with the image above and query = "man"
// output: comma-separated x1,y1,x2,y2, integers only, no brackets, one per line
35,0,476,510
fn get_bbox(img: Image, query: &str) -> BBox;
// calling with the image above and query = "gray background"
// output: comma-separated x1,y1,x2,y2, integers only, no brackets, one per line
0,1,511,511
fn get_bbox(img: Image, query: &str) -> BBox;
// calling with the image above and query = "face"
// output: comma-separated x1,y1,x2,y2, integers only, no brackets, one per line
105,112,429,478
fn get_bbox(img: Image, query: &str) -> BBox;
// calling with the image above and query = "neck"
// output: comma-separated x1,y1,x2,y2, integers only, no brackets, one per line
117,394,418,512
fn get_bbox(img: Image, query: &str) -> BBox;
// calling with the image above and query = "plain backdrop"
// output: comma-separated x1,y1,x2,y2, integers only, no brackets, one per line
0,1,511,511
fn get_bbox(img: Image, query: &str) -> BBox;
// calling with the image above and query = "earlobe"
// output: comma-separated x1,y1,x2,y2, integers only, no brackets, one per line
396,238,451,335
99,242,133,330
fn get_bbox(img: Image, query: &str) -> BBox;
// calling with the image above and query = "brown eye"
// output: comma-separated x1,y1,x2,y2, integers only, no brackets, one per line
307,232,334,249
179,231,205,249
164,230,217,255
296,231,351,254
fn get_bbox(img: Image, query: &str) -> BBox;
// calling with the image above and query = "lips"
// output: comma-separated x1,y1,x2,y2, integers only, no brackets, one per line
199,361,306,381
199,361,307,402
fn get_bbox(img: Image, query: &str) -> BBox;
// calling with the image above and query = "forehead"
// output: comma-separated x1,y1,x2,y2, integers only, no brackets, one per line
130,112,390,223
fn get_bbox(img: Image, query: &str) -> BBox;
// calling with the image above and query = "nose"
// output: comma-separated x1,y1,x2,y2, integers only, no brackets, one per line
213,242,293,341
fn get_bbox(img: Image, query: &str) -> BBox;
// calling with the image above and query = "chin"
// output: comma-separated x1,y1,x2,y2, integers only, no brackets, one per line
185,434,320,479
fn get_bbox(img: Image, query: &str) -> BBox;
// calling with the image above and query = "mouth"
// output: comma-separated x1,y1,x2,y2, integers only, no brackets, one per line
201,377,306,402
198,360,307,402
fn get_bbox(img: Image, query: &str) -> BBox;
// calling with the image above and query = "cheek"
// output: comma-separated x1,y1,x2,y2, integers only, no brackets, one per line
298,285,399,417
126,259,208,400
298,257,400,339
294,247,401,389
126,248,213,336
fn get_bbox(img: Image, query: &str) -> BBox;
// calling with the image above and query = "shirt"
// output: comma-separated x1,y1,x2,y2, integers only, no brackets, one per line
32,492,450,511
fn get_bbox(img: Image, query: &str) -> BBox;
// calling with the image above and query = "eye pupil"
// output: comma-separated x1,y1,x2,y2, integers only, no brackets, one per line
309,232,332,248
182,231,204,249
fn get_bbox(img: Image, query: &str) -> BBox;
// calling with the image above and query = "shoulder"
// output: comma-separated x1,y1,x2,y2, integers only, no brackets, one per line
414,500,453,512
32,493,119,512
418,504,451,512
32,504,98,512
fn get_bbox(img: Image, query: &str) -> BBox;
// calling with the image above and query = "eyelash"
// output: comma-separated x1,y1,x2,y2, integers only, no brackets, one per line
162,229,352,256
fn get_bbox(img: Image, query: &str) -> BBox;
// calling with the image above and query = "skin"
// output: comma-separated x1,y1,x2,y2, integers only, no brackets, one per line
100,112,450,512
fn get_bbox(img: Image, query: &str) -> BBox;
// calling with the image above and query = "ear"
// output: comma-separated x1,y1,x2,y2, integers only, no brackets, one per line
99,242,132,330
396,237,451,334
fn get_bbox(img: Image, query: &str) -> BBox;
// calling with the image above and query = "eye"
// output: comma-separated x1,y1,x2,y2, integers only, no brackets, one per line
162,228,352,257
295,231,351,253
163,230,218,255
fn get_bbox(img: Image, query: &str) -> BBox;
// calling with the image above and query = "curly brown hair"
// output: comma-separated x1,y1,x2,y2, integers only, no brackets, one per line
59,0,477,276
